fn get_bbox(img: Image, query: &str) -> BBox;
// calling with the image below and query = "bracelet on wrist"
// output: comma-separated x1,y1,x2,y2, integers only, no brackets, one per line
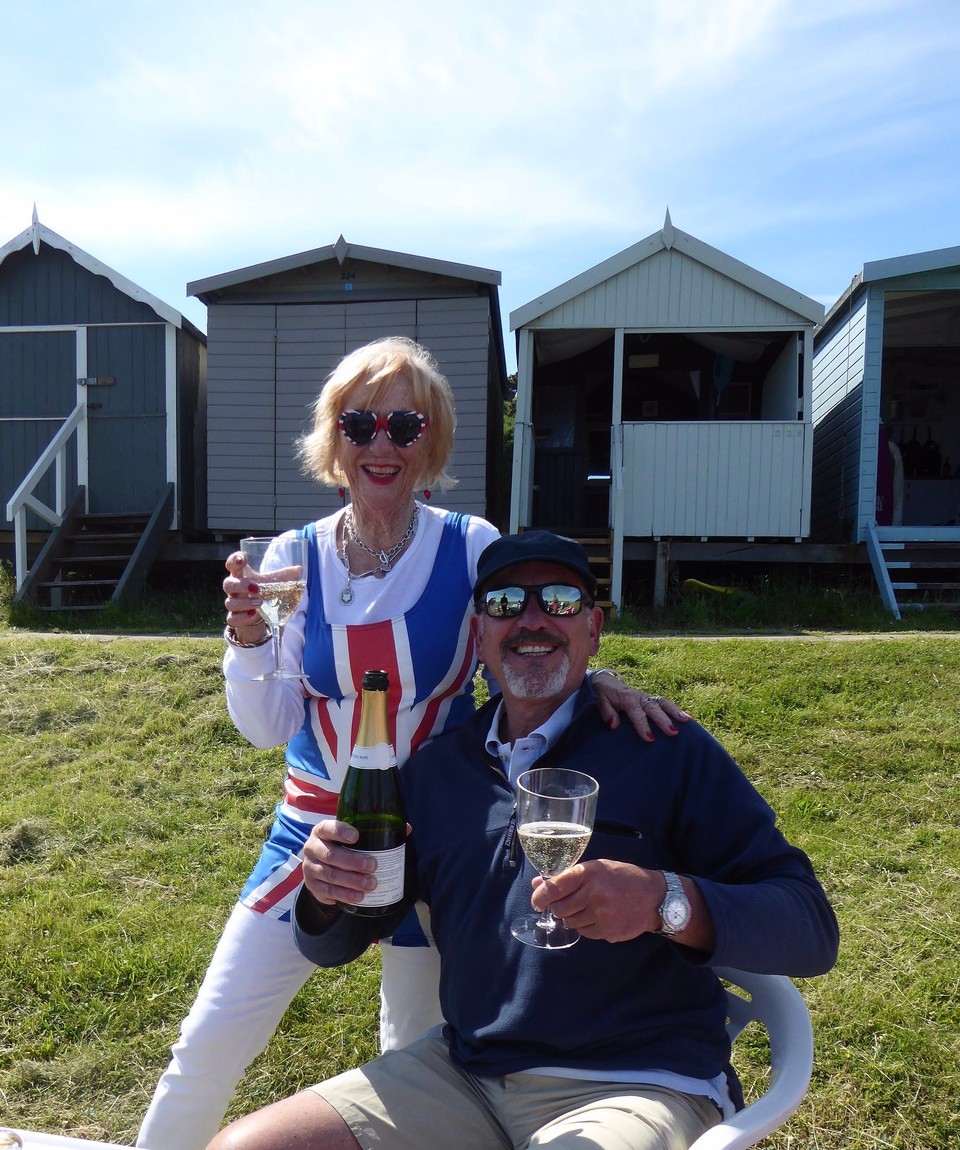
592,667,626,685
224,625,271,649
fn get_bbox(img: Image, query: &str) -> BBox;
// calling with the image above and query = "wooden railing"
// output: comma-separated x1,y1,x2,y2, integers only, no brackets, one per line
5,403,85,589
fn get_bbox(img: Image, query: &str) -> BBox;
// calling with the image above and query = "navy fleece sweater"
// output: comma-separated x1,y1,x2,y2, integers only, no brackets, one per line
294,680,838,1091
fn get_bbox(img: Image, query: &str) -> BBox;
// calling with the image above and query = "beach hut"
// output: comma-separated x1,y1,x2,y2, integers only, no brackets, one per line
509,212,824,610
811,244,960,616
188,236,508,536
0,214,206,607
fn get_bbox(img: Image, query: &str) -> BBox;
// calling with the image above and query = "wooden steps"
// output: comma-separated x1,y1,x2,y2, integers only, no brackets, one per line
13,485,175,612
569,532,615,618
866,525,960,619
35,511,151,610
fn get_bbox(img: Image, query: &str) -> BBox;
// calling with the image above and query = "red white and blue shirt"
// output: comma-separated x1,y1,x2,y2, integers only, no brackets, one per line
224,504,498,930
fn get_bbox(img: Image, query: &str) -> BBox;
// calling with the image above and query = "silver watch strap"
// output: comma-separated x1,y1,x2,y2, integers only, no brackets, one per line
657,870,689,935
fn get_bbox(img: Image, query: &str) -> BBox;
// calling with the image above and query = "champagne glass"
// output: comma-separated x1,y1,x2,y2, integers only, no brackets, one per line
512,767,599,950
240,535,308,680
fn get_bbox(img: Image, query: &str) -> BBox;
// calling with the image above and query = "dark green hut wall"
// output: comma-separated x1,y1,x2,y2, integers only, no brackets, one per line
0,244,161,325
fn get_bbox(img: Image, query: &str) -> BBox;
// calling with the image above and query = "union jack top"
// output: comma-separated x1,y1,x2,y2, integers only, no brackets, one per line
240,510,493,933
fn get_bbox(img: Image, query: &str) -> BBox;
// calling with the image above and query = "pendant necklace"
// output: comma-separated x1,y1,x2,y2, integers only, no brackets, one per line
339,504,420,605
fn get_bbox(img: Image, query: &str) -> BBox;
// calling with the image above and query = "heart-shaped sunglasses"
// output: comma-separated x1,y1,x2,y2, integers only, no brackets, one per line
338,409,429,448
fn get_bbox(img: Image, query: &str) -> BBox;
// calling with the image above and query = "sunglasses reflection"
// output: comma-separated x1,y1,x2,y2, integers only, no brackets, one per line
478,584,590,619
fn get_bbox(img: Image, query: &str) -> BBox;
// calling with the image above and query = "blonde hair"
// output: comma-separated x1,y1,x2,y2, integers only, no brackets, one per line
298,336,458,490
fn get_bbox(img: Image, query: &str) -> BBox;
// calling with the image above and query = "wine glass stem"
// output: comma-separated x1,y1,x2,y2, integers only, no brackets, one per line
273,625,284,673
538,905,558,931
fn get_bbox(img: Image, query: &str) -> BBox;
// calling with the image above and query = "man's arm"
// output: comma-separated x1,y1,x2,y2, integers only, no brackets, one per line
531,855,838,978
530,725,839,977
667,729,839,976
292,885,385,967
688,868,839,976
532,852,836,976
531,863,715,950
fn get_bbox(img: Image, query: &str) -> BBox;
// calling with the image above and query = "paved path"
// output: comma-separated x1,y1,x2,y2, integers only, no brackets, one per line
2,628,958,643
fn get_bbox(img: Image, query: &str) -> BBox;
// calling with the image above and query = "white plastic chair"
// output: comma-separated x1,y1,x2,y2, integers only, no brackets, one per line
6,1132,134,1148
9,967,814,1150
690,966,815,1150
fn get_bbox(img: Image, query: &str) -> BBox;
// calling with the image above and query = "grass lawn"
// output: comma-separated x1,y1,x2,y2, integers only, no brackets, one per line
0,629,958,1148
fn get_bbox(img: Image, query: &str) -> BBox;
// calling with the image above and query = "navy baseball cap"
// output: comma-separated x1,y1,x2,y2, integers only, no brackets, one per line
474,530,598,598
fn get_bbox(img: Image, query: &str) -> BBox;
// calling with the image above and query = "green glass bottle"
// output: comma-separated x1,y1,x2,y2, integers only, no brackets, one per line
336,669,407,916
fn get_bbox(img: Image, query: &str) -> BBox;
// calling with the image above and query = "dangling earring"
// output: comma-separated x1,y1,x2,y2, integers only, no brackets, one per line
423,488,431,501
338,486,345,499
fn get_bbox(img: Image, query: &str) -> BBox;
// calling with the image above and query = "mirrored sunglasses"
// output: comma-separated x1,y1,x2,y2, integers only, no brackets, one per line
476,583,592,619
338,409,429,448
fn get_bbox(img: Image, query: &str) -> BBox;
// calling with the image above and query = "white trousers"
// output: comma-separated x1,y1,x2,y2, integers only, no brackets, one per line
136,902,442,1150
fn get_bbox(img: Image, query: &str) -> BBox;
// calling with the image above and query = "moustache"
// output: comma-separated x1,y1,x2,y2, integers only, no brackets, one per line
502,628,569,650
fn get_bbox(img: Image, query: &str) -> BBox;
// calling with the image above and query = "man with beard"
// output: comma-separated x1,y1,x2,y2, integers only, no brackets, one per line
206,530,838,1150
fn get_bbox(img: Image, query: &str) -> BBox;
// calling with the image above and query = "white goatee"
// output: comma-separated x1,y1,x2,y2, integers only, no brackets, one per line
500,653,570,699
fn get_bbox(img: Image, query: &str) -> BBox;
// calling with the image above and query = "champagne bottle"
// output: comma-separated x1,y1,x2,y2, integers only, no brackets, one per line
336,669,406,916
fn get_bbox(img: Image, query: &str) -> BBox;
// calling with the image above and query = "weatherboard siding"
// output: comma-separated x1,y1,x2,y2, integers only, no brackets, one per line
0,244,161,327
811,293,869,540
0,328,77,418
206,295,494,532
622,420,807,538
524,247,807,331
206,304,279,530
415,296,490,518
853,286,887,539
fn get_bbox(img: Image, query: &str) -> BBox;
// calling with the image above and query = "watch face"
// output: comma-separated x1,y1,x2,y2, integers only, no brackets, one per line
663,895,690,931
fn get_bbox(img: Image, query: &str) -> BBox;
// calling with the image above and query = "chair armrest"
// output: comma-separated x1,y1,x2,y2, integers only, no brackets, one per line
690,969,814,1150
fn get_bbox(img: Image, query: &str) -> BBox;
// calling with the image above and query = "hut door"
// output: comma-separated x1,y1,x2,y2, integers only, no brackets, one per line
0,329,77,529
531,384,582,528
84,325,167,514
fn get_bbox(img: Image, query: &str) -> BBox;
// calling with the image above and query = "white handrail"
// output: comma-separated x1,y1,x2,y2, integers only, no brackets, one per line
5,403,86,590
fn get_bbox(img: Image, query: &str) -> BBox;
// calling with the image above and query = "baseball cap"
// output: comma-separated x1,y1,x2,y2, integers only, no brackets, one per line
474,530,598,598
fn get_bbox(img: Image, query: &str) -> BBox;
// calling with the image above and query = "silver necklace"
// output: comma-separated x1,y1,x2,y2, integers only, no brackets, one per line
339,504,419,605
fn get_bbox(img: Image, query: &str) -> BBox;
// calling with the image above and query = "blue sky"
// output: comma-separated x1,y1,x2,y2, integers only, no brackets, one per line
2,0,958,371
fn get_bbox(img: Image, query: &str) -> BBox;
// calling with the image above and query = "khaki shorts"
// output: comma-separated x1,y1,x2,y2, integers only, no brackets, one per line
310,1033,720,1150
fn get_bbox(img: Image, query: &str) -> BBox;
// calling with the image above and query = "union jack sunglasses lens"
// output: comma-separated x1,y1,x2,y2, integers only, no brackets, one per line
338,410,428,448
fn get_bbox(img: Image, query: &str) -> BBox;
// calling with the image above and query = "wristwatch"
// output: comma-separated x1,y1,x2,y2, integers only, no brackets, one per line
657,870,691,936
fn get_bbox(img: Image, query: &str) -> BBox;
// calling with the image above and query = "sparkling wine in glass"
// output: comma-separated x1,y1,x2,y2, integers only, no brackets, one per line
240,535,308,680
512,767,598,950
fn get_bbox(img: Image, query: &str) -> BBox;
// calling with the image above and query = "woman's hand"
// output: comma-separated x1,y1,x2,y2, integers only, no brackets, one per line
591,669,689,742
223,551,270,646
224,550,306,648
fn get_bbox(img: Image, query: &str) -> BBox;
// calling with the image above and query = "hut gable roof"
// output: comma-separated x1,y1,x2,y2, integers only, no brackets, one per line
510,210,823,331
861,243,960,284
0,215,187,329
819,241,960,337
188,235,501,304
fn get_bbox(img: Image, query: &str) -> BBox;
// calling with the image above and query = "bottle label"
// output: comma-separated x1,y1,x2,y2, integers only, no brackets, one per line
353,843,405,906
348,743,397,770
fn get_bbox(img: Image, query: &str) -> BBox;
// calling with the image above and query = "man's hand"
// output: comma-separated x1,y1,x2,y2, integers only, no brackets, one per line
530,860,715,951
301,819,378,908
